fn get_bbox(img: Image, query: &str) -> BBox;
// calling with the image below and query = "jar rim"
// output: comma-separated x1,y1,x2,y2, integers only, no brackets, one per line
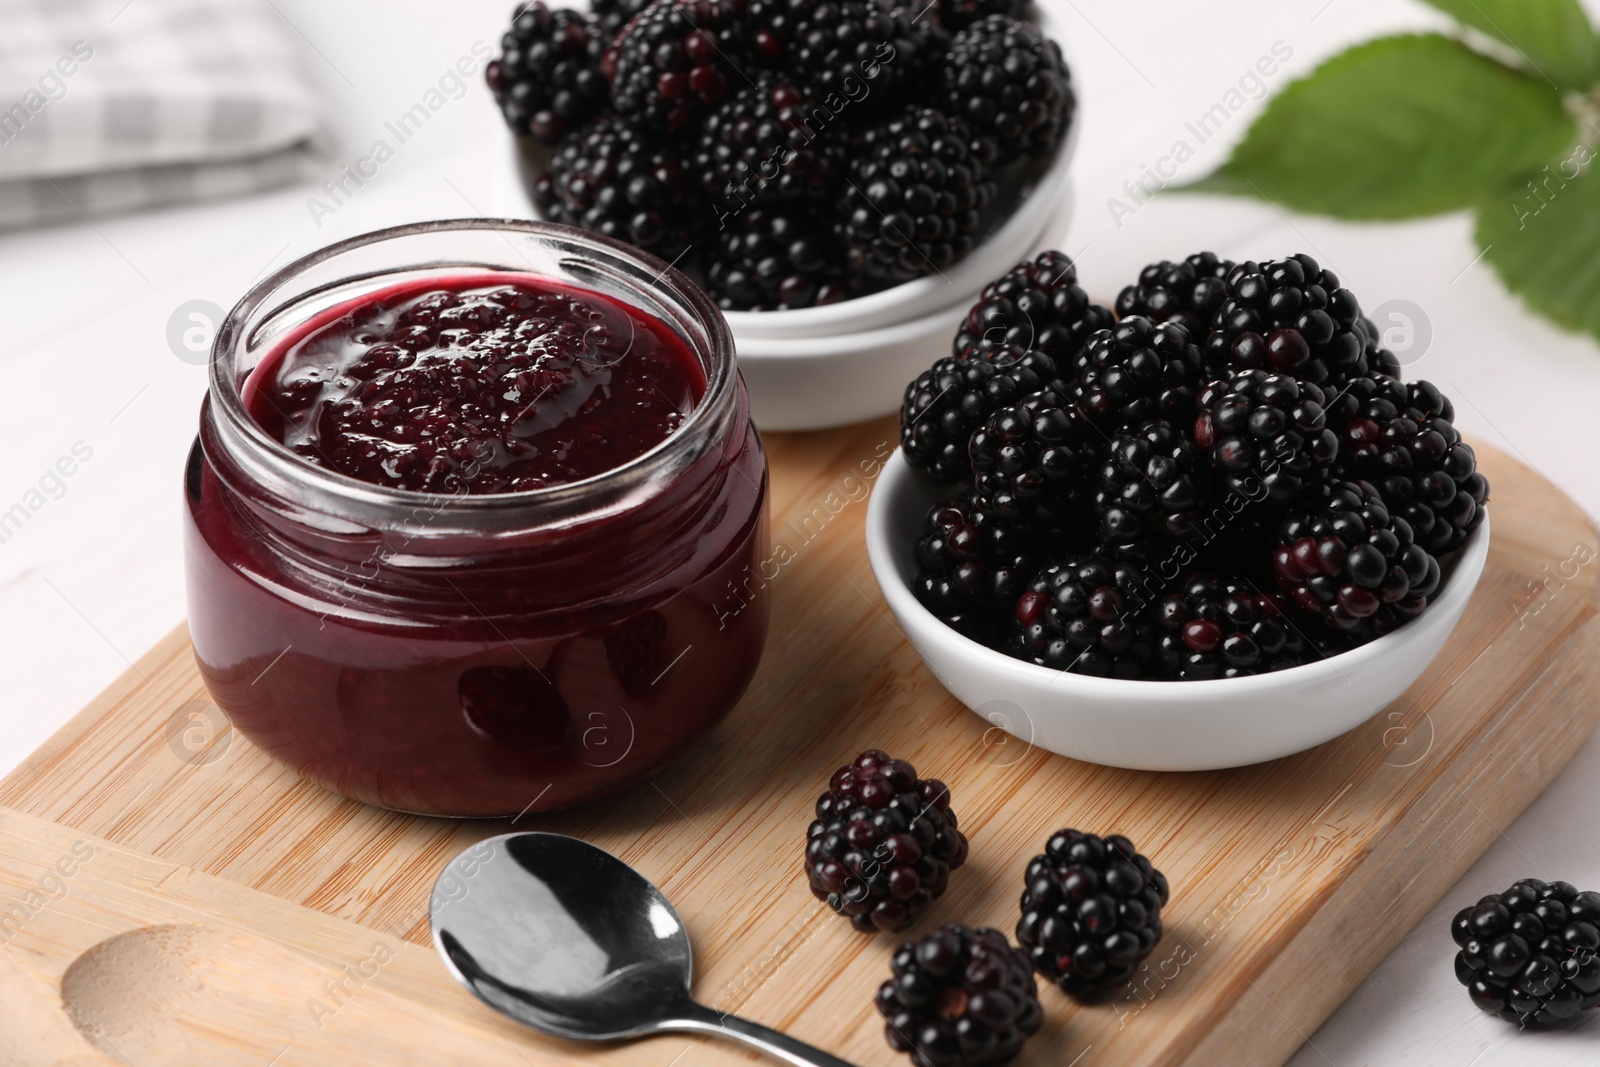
207,218,738,528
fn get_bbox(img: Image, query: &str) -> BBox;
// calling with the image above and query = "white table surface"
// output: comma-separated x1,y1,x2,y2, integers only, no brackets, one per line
1,1,1596,1062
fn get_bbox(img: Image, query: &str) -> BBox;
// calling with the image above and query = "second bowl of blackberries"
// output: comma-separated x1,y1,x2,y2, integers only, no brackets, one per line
486,0,1076,313
864,250,1493,770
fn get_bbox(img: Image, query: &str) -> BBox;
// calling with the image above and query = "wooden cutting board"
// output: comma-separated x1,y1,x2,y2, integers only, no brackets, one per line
3,423,1598,1067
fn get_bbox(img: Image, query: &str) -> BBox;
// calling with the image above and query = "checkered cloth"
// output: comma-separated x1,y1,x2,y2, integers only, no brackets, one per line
0,0,330,229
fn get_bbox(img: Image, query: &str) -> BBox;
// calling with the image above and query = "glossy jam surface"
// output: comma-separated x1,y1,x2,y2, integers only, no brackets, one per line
187,271,768,817
247,275,704,494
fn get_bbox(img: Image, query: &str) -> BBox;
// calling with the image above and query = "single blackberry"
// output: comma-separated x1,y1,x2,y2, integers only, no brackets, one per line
941,15,1073,166
1272,479,1440,632
748,0,937,105
535,118,698,260
604,0,747,133
934,0,1028,31
1204,254,1374,387
900,346,1066,486
487,3,610,145
841,106,996,283
806,750,970,934
1452,879,1600,1025
1330,377,1489,555
1016,829,1169,999
876,925,1043,1067
692,76,842,212
705,204,849,310
1115,252,1235,340
1009,552,1156,678
913,492,1043,643
591,0,652,38
1155,573,1308,680
1070,317,1206,431
953,251,1114,364
1095,419,1209,553
1194,369,1338,504
969,389,1101,534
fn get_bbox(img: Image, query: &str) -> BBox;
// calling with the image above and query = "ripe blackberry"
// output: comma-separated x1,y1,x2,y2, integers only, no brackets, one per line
1095,419,1209,553
1016,829,1169,999
705,204,849,311
1009,552,1156,678
1452,879,1600,1025
1155,574,1308,679
941,15,1073,166
841,106,996,283
535,118,697,260
692,76,842,212
900,346,1067,487
1194,369,1338,504
913,492,1043,643
969,389,1101,533
953,251,1114,363
1204,254,1374,387
1070,317,1206,431
806,750,970,934
591,0,652,38
748,0,936,105
1330,377,1488,554
876,925,1043,1067
604,0,747,133
934,0,1027,31
1115,252,1235,340
1273,479,1440,632
487,3,610,145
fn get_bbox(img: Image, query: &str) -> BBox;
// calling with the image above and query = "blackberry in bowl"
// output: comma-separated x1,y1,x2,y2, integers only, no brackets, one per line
864,249,1491,770
487,0,1082,429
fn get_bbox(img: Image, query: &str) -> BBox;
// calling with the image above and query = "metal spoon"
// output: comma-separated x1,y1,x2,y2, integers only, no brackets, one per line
430,832,858,1067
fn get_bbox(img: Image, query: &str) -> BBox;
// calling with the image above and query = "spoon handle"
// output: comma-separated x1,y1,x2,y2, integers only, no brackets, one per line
671,1005,861,1067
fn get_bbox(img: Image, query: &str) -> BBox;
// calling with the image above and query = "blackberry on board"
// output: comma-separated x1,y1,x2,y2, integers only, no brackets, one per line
876,925,1043,1067
1194,369,1338,504
1095,419,1209,554
841,106,996,284
913,492,1043,643
953,250,1113,363
692,75,842,211
1009,552,1156,678
590,0,653,39
705,204,849,310
941,15,1073,166
1452,879,1600,1025
969,388,1101,534
535,117,698,260
1272,479,1440,633
604,0,748,133
806,750,970,933
1330,377,1489,555
1016,829,1169,999
1115,252,1235,340
1155,573,1308,680
1205,254,1373,387
487,3,610,145
933,0,1029,32
1070,317,1206,432
899,345,1066,487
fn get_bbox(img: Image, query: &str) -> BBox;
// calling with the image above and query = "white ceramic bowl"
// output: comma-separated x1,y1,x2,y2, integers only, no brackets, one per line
865,450,1492,771
484,7,1079,431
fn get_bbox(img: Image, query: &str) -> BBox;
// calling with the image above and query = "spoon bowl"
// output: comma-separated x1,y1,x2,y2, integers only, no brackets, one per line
430,833,857,1067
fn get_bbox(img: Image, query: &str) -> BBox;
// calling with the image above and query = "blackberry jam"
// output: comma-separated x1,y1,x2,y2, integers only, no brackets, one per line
185,220,769,817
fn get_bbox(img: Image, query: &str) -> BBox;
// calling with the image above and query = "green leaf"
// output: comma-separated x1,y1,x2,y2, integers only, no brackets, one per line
1478,151,1600,341
1421,0,1598,90
1185,35,1573,220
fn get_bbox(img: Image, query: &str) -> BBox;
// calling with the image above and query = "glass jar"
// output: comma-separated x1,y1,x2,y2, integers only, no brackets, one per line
185,220,770,817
